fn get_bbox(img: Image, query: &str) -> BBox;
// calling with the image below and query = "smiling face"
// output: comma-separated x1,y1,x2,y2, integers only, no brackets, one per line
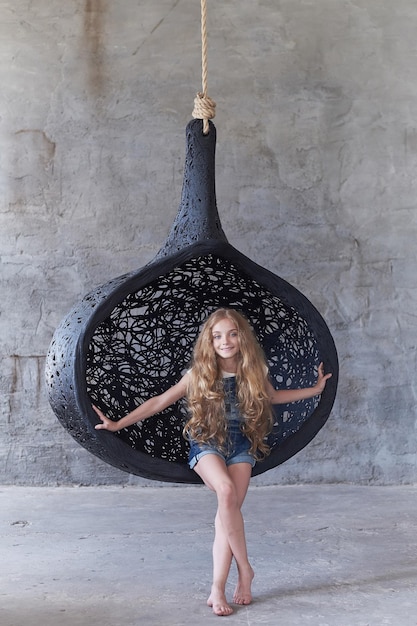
211,317,240,371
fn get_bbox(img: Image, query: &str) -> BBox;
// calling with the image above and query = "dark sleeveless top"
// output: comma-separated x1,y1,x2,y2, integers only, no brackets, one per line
222,374,243,422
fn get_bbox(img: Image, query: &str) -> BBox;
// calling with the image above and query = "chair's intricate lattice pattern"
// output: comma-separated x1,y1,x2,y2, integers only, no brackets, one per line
87,253,320,465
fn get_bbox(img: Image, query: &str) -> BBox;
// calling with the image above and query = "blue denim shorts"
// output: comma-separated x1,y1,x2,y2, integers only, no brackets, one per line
188,419,256,469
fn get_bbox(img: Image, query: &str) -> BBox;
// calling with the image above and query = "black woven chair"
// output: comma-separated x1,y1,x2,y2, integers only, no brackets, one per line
45,120,338,483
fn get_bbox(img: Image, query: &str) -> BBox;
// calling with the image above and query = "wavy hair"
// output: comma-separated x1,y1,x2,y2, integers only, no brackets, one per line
183,309,273,459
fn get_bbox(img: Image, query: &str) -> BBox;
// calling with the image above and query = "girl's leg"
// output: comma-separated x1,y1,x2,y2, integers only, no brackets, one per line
208,510,234,615
211,509,233,595
227,463,254,605
193,455,253,615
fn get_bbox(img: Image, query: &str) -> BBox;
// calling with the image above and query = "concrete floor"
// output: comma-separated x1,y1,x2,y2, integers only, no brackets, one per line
1,484,417,626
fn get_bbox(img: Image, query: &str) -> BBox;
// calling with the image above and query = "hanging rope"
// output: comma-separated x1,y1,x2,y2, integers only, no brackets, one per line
192,0,216,134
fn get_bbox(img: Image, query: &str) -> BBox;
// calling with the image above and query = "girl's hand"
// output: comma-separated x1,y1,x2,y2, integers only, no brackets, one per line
315,362,332,394
92,405,119,432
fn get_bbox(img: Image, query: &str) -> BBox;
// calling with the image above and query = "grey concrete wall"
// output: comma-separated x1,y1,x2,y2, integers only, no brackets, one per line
1,0,416,486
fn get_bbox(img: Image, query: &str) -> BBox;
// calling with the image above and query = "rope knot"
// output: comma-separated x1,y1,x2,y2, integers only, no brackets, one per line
192,92,216,133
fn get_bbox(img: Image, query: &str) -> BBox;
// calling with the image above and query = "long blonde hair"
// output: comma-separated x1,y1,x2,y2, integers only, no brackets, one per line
183,309,273,459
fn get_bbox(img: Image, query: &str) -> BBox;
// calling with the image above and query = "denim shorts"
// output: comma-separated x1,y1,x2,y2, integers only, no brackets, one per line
188,419,256,469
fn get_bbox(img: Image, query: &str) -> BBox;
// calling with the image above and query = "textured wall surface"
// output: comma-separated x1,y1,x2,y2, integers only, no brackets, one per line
1,0,416,485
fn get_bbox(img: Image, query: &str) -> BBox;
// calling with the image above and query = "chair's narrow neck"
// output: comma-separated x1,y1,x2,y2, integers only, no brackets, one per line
155,119,228,260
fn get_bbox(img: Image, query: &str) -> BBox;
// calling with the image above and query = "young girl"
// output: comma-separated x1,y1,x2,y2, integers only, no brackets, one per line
93,308,331,617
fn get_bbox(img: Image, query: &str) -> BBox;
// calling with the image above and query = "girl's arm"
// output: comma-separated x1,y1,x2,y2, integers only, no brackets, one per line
267,362,332,405
93,371,190,432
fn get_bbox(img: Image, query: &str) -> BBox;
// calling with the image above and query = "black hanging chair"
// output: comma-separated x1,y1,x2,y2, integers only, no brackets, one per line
45,119,338,484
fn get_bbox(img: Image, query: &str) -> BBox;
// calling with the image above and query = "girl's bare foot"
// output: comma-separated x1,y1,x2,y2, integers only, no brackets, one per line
233,565,254,605
207,585,234,616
